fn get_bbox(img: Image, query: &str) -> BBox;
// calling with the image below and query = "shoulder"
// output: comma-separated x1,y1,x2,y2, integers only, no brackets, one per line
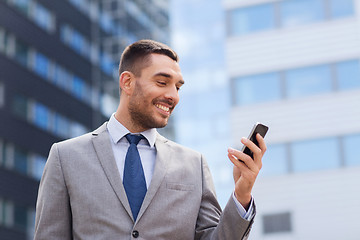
156,133,202,159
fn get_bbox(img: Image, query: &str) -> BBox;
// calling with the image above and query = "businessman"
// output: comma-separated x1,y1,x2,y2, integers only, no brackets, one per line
34,39,266,239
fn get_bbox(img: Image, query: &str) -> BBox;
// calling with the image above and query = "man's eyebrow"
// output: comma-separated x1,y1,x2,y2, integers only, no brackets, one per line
154,72,185,85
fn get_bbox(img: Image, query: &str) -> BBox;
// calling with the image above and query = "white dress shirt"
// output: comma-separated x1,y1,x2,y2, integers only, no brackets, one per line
106,113,254,220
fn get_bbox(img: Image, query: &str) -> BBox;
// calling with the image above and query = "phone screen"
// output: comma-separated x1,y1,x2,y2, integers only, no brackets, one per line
241,123,268,159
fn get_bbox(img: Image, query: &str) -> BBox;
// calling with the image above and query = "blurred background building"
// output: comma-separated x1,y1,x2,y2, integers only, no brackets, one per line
0,0,170,239
224,0,360,239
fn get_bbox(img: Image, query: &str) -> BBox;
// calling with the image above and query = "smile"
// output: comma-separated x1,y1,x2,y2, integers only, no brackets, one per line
155,104,170,113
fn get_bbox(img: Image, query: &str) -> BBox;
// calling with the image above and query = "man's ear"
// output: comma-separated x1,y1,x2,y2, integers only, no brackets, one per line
119,71,134,95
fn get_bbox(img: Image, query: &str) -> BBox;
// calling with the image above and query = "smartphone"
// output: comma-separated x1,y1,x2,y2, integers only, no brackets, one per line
241,122,269,159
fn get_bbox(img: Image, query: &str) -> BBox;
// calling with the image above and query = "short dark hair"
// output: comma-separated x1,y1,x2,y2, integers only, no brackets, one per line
118,39,179,77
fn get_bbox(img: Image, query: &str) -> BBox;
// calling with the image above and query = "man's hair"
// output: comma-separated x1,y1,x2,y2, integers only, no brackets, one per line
118,39,179,77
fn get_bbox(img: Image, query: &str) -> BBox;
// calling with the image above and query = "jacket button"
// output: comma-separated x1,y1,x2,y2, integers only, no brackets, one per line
132,230,139,238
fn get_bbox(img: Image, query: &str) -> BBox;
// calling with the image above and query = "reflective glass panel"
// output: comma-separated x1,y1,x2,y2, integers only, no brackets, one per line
33,3,54,32
72,76,85,99
14,204,28,230
286,64,331,98
261,144,288,176
330,0,354,18
34,52,50,79
54,114,69,138
336,60,360,90
292,137,340,172
234,72,281,105
281,0,324,27
12,95,28,118
14,147,28,174
230,4,275,36
14,39,28,66
33,102,50,130
12,0,31,15
343,134,360,166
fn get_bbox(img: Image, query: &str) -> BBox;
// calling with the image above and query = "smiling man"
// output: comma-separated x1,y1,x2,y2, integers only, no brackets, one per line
34,40,266,240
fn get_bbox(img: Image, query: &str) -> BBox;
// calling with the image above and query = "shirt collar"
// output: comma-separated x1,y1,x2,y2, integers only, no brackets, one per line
107,113,157,147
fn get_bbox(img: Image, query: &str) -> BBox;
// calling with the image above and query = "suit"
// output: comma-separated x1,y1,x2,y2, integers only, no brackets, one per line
34,123,254,239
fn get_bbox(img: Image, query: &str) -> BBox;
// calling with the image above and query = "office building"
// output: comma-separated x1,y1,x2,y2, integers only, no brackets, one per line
0,0,169,239
224,0,360,239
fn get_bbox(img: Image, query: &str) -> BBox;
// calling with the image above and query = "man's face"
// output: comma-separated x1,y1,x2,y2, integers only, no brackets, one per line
128,53,184,131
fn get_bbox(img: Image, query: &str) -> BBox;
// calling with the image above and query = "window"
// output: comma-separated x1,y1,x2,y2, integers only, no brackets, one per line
233,72,281,105
60,25,91,58
343,134,360,166
53,65,71,91
336,60,360,90
286,64,331,99
12,95,28,119
2,200,13,227
31,155,46,180
33,102,51,131
291,137,340,172
11,0,31,16
229,4,275,36
0,27,5,53
0,139,4,166
14,204,28,230
330,0,354,18
32,3,55,32
72,76,85,99
263,212,292,234
34,52,50,79
0,81,4,108
262,144,288,176
280,0,324,27
14,39,29,67
54,113,70,138
14,147,28,175
69,122,87,138
101,52,114,75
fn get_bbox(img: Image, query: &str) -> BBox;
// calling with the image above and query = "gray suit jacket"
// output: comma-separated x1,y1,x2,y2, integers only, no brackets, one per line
34,123,254,239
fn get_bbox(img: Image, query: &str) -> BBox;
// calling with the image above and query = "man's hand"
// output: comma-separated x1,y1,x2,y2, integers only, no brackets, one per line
227,133,267,210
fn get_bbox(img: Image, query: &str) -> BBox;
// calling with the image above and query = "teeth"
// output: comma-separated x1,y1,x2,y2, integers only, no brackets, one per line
156,104,170,112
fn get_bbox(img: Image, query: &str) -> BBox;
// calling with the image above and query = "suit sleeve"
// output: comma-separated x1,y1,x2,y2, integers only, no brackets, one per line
34,143,73,240
195,155,255,240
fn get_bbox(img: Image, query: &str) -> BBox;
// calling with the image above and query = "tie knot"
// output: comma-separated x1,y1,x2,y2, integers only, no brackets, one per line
125,134,144,145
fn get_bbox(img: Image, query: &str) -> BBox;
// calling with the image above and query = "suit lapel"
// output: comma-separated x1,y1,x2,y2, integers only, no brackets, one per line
136,134,170,221
91,123,133,219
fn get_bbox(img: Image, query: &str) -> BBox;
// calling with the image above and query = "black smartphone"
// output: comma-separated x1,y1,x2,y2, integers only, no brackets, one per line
241,122,269,159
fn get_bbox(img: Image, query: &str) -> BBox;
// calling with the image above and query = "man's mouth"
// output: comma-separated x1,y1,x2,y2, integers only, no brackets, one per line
155,103,171,114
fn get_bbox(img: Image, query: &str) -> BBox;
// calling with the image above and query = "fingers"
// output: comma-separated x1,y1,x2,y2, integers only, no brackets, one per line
228,147,257,171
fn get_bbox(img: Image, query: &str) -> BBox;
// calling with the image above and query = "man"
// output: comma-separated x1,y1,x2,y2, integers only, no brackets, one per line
34,40,266,239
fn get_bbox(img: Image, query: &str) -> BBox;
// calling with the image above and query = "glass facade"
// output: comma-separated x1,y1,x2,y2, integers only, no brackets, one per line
336,60,360,90
261,144,288,176
0,138,46,180
281,0,324,27
286,64,331,98
261,134,360,176
343,134,360,166
228,0,355,36
12,95,88,139
232,59,360,106
291,137,340,172
229,3,275,36
233,72,281,105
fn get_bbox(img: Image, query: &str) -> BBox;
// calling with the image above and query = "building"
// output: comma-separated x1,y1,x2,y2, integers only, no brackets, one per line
224,0,360,239
0,0,169,239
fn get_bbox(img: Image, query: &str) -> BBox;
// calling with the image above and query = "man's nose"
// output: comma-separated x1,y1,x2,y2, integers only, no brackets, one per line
164,85,179,103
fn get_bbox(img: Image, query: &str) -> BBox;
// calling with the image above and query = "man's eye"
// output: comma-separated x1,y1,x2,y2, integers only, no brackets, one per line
157,81,166,86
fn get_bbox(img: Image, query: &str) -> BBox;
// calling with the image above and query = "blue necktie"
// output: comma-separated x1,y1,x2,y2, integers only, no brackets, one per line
123,134,147,220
